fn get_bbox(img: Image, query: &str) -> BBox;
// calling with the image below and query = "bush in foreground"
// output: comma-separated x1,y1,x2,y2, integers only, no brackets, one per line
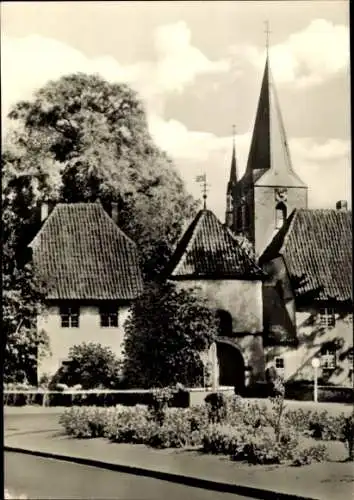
59,392,347,465
49,342,122,390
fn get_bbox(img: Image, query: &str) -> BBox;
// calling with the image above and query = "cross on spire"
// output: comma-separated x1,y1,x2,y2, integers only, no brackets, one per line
264,20,271,53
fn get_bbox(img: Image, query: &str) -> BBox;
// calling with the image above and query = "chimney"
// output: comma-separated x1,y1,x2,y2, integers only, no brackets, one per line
111,202,119,225
336,200,348,211
41,201,49,222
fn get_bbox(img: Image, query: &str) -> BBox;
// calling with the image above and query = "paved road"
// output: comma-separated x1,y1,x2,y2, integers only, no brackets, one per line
5,452,253,500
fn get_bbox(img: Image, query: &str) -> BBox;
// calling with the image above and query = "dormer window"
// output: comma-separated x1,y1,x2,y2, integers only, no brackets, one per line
60,306,80,328
275,202,287,229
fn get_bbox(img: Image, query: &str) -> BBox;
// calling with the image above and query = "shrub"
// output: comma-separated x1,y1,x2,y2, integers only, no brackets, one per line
308,411,346,441
202,425,250,455
342,412,354,461
59,406,110,438
147,407,208,449
49,342,122,390
292,444,328,466
284,408,313,433
220,395,269,429
205,392,228,424
202,425,299,464
105,405,155,444
149,387,174,425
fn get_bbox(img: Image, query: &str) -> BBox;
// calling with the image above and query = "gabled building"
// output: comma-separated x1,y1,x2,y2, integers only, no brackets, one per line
29,202,143,380
225,54,308,257
168,208,266,391
260,205,353,386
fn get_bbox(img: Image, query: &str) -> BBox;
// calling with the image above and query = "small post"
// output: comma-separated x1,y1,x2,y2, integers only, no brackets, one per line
210,342,218,392
311,357,320,403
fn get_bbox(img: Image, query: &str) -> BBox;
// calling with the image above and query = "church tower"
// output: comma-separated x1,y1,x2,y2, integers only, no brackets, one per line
226,33,308,257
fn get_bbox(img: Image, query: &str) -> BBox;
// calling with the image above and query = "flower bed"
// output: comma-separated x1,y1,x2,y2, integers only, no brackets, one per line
58,388,354,464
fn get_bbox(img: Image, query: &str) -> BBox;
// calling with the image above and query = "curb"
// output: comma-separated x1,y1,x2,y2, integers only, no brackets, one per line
5,429,62,438
5,446,320,500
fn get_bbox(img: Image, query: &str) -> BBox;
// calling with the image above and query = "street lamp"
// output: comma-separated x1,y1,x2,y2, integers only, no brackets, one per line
311,357,320,403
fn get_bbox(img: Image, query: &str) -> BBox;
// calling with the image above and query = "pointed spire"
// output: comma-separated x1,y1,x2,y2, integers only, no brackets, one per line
228,124,238,186
245,23,306,188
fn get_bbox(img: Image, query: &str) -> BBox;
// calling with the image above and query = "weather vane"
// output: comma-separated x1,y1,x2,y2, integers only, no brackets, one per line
195,173,208,210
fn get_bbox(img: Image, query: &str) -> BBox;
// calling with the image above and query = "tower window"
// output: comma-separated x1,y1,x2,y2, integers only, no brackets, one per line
275,202,287,229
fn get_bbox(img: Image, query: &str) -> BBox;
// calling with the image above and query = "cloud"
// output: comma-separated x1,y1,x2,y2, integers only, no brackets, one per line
1,19,350,218
1,20,229,120
153,21,230,93
231,19,349,88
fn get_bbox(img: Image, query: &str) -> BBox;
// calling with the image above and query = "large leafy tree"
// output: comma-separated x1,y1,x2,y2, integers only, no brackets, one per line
7,73,197,277
3,73,197,383
122,282,218,388
2,150,53,384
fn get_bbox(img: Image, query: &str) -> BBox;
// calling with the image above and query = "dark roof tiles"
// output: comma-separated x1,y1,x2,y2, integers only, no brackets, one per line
29,203,143,300
168,209,264,280
261,209,352,302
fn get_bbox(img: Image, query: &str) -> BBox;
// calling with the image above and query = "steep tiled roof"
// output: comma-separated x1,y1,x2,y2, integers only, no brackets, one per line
29,203,143,300
261,209,352,302
168,209,264,280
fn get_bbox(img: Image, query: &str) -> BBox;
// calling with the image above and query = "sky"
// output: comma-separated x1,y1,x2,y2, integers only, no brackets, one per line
1,1,351,219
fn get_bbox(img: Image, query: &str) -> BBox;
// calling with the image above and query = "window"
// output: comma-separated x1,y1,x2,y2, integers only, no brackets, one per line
348,348,353,363
319,308,336,328
275,357,284,369
321,347,337,370
275,202,287,230
100,303,118,328
60,306,79,328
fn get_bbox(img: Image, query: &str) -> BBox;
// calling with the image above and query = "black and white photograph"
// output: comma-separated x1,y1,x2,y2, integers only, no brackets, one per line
2,1,353,499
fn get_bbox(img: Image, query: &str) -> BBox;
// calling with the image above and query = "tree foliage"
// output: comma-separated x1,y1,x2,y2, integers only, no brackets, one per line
2,72,197,383
2,158,50,384
49,342,122,390
6,73,197,277
122,282,218,388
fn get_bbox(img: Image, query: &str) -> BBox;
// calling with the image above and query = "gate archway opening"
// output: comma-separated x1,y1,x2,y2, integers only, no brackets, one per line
216,340,245,394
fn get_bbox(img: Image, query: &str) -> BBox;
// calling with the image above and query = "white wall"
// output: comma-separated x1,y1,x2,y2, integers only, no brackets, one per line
176,280,263,333
37,304,130,378
264,310,353,386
